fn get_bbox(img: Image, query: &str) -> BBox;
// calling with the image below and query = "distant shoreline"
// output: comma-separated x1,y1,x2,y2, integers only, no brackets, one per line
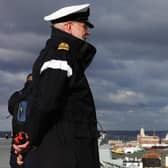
1,130,168,139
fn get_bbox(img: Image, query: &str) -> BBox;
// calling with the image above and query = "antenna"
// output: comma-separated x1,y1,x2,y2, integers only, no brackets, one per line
97,120,104,132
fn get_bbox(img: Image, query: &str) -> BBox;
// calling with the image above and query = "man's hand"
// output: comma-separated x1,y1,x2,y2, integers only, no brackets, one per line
17,154,24,166
13,132,29,152
13,141,30,154
13,132,30,166
13,141,30,166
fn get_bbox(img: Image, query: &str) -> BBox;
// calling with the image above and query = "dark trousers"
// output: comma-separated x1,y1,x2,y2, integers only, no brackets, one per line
10,147,37,168
9,149,20,168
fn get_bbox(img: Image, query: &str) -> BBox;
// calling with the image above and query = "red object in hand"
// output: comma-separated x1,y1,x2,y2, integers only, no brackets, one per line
13,132,28,145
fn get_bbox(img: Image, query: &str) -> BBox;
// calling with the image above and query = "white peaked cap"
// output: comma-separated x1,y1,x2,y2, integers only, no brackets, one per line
43,4,94,28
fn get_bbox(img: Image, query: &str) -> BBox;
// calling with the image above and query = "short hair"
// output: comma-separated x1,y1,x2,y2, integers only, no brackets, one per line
26,73,32,81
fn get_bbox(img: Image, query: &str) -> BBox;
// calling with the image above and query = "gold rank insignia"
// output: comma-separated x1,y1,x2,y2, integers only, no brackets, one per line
57,42,70,51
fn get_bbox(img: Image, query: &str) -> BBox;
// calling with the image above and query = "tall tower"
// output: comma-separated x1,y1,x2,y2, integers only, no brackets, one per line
140,128,145,137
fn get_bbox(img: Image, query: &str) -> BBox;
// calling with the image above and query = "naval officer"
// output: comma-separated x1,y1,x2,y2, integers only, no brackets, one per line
13,4,100,168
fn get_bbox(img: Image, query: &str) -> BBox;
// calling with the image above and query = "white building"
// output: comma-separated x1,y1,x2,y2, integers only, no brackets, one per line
123,157,143,168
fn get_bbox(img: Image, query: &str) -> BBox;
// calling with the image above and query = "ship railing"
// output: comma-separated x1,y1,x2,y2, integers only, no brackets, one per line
101,161,126,168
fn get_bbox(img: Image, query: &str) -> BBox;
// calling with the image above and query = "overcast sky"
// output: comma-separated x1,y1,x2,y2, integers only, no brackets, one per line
1,0,168,131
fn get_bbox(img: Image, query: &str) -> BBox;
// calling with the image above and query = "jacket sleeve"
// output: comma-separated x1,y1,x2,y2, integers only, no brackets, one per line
26,51,72,146
8,91,26,115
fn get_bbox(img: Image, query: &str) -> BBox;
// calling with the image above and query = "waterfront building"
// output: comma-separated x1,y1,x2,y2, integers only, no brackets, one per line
137,128,160,146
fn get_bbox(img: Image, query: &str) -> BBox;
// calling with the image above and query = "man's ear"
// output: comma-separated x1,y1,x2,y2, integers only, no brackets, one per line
64,22,72,34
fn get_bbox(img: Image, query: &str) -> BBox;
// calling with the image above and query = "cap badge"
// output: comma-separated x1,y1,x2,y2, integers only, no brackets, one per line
57,42,70,51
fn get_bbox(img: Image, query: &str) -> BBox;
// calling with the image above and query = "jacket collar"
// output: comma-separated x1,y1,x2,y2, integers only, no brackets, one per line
50,26,96,70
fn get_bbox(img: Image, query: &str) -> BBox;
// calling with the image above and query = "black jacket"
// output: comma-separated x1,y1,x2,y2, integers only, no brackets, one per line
26,27,100,168
8,81,33,135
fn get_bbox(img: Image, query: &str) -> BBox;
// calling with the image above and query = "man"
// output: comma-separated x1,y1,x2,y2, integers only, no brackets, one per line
14,4,100,168
8,73,32,168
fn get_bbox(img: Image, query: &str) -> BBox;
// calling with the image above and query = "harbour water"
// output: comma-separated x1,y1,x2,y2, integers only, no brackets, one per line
0,138,10,168
107,130,168,141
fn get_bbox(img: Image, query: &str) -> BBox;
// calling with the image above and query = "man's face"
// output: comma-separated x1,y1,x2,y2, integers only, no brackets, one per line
70,21,90,40
27,75,32,81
